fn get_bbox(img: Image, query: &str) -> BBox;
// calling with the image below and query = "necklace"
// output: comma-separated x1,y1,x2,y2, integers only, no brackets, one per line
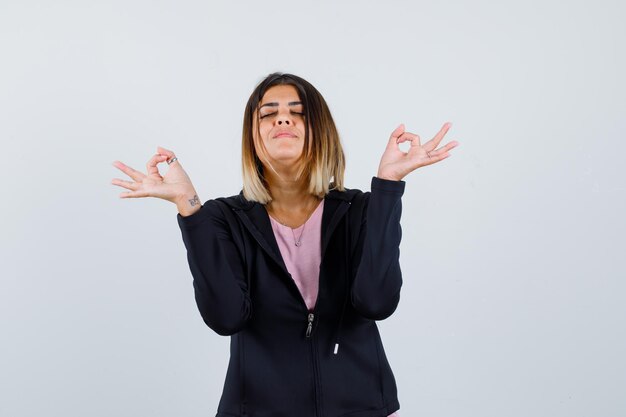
292,222,306,247
269,198,320,247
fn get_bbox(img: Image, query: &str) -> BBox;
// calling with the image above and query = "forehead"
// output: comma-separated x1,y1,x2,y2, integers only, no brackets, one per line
260,84,301,104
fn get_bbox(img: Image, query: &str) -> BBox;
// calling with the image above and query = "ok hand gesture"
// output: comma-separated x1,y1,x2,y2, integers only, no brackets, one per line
111,146,197,204
377,122,459,181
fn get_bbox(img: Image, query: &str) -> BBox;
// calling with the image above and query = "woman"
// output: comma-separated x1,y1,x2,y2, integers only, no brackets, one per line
111,73,458,417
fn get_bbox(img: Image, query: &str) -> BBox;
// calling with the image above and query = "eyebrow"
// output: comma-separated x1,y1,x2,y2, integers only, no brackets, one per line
259,101,303,109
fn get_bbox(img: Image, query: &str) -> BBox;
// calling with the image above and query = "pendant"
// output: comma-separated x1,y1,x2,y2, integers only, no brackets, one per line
295,241,302,247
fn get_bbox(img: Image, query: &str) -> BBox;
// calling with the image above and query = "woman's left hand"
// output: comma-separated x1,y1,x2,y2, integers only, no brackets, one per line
377,122,459,181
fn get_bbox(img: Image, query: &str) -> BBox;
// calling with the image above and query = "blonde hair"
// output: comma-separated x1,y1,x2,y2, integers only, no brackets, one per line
241,73,345,204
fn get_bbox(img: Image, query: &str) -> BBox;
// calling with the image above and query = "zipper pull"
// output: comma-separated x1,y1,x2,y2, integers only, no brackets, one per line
306,313,314,338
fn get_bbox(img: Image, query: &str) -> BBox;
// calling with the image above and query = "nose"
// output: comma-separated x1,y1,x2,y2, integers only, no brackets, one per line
275,109,293,126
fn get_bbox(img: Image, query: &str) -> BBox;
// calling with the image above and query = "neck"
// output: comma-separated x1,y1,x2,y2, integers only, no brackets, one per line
262,165,322,231
265,168,318,211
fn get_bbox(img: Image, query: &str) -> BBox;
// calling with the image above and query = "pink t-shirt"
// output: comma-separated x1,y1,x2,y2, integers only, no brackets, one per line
268,200,399,417
269,199,324,310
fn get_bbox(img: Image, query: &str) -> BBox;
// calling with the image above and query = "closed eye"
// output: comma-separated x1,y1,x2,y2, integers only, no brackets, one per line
260,111,305,119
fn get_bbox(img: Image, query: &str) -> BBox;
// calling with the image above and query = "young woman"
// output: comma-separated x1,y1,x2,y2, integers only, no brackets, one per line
111,73,458,417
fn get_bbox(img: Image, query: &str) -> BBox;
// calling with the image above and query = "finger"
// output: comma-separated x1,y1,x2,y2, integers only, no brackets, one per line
418,145,456,166
157,146,176,158
397,132,421,147
387,124,405,147
420,151,451,167
428,140,460,157
157,146,180,165
423,122,452,151
146,154,168,176
118,190,150,199
111,178,139,191
112,161,146,182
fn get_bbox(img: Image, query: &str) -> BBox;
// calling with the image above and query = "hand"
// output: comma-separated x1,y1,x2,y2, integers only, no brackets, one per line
111,146,196,204
377,122,459,181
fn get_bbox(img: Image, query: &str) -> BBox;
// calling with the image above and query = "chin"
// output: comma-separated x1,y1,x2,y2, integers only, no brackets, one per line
272,147,303,159
269,150,303,165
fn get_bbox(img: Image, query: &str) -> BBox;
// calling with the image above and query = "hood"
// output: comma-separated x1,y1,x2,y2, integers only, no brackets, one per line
215,187,362,212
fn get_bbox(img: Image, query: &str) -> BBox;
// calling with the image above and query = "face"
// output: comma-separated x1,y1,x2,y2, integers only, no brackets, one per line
253,84,308,169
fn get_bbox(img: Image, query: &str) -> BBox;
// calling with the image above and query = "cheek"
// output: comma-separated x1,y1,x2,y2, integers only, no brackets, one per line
255,120,270,139
252,117,270,141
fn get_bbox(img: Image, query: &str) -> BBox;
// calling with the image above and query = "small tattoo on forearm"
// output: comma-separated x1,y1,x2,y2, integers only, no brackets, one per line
188,195,201,207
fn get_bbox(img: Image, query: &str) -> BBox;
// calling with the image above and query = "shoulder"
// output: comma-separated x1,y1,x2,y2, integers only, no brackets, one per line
326,177,405,205
326,186,370,228
213,192,251,209
326,185,369,206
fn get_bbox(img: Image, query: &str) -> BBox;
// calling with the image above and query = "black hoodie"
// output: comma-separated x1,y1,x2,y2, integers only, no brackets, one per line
177,176,405,417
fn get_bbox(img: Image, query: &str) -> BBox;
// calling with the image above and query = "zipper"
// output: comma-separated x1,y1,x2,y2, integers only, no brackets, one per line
306,313,314,338
306,312,322,417
301,202,351,416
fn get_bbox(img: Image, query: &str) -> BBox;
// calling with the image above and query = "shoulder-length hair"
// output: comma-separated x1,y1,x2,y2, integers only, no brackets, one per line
241,72,345,204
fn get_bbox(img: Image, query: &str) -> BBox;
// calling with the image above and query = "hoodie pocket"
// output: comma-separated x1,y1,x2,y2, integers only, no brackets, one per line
321,321,384,415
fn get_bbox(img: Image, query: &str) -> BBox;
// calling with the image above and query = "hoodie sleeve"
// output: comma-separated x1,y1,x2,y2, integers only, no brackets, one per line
177,200,251,336
351,176,405,320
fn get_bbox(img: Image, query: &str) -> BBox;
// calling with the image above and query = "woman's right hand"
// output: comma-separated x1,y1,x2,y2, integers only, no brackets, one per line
111,146,196,205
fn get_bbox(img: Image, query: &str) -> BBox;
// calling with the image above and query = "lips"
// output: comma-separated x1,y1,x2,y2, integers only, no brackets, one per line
273,131,297,139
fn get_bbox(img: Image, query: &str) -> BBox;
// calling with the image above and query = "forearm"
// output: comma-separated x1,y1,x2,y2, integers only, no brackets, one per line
181,226,251,335
351,177,405,320
177,202,251,335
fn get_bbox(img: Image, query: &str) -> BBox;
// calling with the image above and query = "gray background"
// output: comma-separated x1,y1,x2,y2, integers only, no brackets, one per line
1,0,625,416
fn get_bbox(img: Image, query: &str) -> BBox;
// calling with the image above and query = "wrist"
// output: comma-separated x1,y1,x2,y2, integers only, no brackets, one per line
376,173,403,181
176,189,202,216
